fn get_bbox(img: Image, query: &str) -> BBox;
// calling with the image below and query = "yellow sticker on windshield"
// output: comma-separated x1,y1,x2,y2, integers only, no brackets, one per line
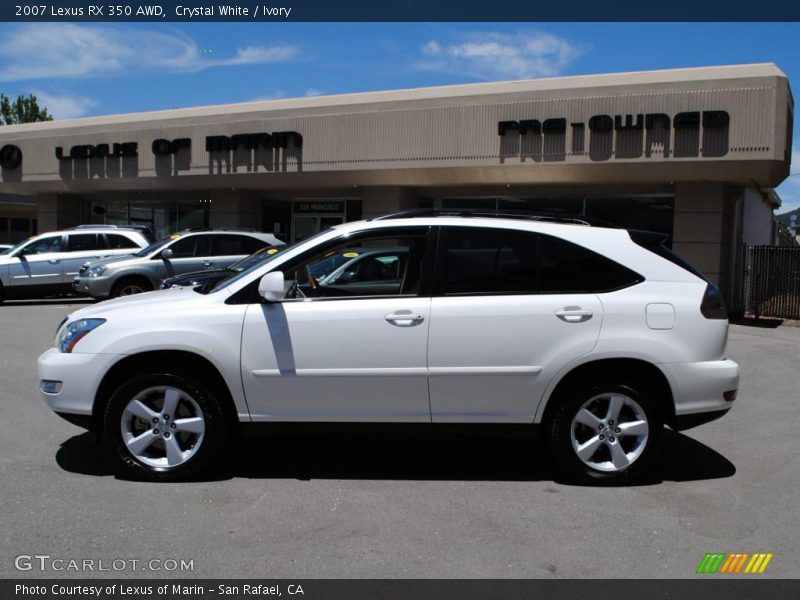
267,248,279,254
343,252,360,258
169,234,182,240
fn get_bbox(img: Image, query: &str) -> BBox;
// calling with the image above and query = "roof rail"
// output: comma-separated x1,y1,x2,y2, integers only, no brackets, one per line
370,208,614,227
180,227,260,233
68,224,154,231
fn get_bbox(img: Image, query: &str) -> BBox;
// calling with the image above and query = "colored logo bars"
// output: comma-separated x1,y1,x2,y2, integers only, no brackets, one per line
696,552,774,574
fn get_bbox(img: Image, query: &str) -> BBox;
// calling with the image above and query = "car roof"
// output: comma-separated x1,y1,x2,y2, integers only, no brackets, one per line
331,215,622,240
174,230,283,245
30,227,148,238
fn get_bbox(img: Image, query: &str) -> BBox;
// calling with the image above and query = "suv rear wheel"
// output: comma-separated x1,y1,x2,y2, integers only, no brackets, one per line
548,378,662,485
104,373,228,481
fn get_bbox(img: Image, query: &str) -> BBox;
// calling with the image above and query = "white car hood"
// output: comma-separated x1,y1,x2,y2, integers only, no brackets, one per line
70,287,223,320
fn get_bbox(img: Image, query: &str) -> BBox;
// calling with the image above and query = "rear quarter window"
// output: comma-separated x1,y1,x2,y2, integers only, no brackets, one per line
539,235,644,293
105,234,140,249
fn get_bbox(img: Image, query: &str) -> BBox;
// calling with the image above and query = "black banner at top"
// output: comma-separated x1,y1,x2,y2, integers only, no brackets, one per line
1,0,799,21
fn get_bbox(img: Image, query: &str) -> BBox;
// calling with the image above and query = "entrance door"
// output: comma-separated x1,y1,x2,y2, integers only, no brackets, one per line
292,209,345,243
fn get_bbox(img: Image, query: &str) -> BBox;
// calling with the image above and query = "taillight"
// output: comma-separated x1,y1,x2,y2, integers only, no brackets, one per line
700,283,728,319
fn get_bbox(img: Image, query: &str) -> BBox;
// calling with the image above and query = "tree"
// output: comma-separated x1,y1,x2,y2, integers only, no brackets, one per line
0,93,53,125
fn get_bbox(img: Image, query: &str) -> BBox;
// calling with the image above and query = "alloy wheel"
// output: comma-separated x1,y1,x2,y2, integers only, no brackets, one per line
120,386,206,469
569,392,649,473
118,284,145,296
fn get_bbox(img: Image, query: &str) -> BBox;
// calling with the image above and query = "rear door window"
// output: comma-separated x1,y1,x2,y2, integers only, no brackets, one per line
440,228,539,295
67,234,100,252
211,234,267,256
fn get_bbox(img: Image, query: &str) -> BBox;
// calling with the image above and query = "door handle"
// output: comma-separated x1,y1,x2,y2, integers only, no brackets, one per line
384,311,425,327
555,306,593,323
48,259,60,264
202,261,213,267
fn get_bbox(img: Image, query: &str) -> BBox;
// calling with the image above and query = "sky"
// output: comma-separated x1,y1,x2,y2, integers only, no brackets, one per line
1,22,799,212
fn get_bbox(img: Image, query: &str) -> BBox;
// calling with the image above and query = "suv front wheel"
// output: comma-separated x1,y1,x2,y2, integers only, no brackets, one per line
110,277,153,298
104,373,228,481
548,379,663,485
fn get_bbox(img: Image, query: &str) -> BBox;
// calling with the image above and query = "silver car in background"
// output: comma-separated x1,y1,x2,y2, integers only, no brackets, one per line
73,228,284,299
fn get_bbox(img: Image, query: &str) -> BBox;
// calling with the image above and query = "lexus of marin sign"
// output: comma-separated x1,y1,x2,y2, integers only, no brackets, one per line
52,131,303,162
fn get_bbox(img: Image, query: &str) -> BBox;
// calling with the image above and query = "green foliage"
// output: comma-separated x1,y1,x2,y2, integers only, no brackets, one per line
0,93,53,125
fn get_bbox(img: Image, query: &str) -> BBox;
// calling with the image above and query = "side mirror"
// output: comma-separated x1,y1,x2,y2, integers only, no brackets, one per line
161,248,174,260
258,271,286,302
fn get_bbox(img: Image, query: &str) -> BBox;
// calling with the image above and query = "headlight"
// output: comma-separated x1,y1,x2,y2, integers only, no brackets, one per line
58,318,106,353
86,264,107,277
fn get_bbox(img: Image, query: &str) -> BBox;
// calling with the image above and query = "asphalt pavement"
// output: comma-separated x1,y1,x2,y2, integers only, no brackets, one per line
0,298,797,578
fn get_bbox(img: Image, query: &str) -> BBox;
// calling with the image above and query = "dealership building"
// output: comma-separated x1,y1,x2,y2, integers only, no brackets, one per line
0,63,792,303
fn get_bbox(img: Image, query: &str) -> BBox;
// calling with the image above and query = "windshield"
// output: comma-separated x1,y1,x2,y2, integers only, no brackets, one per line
134,236,175,257
229,246,283,272
3,238,31,255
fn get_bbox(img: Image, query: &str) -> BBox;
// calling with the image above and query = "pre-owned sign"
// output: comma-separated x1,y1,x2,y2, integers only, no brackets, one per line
498,111,730,137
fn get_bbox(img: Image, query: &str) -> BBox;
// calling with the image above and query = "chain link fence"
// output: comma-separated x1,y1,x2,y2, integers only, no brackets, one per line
743,245,800,319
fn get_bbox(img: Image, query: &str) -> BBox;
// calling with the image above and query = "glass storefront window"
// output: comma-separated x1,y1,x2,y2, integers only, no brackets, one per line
584,197,674,246
430,195,675,247
90,199,209,239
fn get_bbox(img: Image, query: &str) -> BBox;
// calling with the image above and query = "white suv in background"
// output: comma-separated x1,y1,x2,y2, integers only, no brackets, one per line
0,225,150,302
37,210,739,484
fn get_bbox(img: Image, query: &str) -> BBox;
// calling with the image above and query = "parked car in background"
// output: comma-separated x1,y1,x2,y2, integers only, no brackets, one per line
73,229,283,299
39,210,739,484
0,225,151,302
159,245,283,290
0,244,13,253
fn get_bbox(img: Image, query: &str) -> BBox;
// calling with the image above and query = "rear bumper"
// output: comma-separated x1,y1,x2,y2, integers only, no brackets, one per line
674,408,731,431
659,358,739,421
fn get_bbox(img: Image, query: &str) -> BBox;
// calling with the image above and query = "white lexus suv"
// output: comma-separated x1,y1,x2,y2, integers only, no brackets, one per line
38,211,739,484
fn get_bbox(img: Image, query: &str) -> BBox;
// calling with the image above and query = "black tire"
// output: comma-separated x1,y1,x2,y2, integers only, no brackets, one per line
0,282,4,304
110,277,153,298
548,378,663,485
104,373,228,482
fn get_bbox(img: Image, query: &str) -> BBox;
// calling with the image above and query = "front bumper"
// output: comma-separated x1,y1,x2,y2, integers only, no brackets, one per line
660,358,739,428
72,275,114,299
38,347,123,418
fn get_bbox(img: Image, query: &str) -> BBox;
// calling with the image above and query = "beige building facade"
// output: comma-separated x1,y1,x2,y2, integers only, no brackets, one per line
0,63,792,304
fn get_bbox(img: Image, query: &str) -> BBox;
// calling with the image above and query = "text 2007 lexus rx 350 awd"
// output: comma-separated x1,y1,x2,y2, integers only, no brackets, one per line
38,211,738,484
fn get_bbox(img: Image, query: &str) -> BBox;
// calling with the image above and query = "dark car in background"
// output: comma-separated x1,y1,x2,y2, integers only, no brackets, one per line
159,245,283,290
